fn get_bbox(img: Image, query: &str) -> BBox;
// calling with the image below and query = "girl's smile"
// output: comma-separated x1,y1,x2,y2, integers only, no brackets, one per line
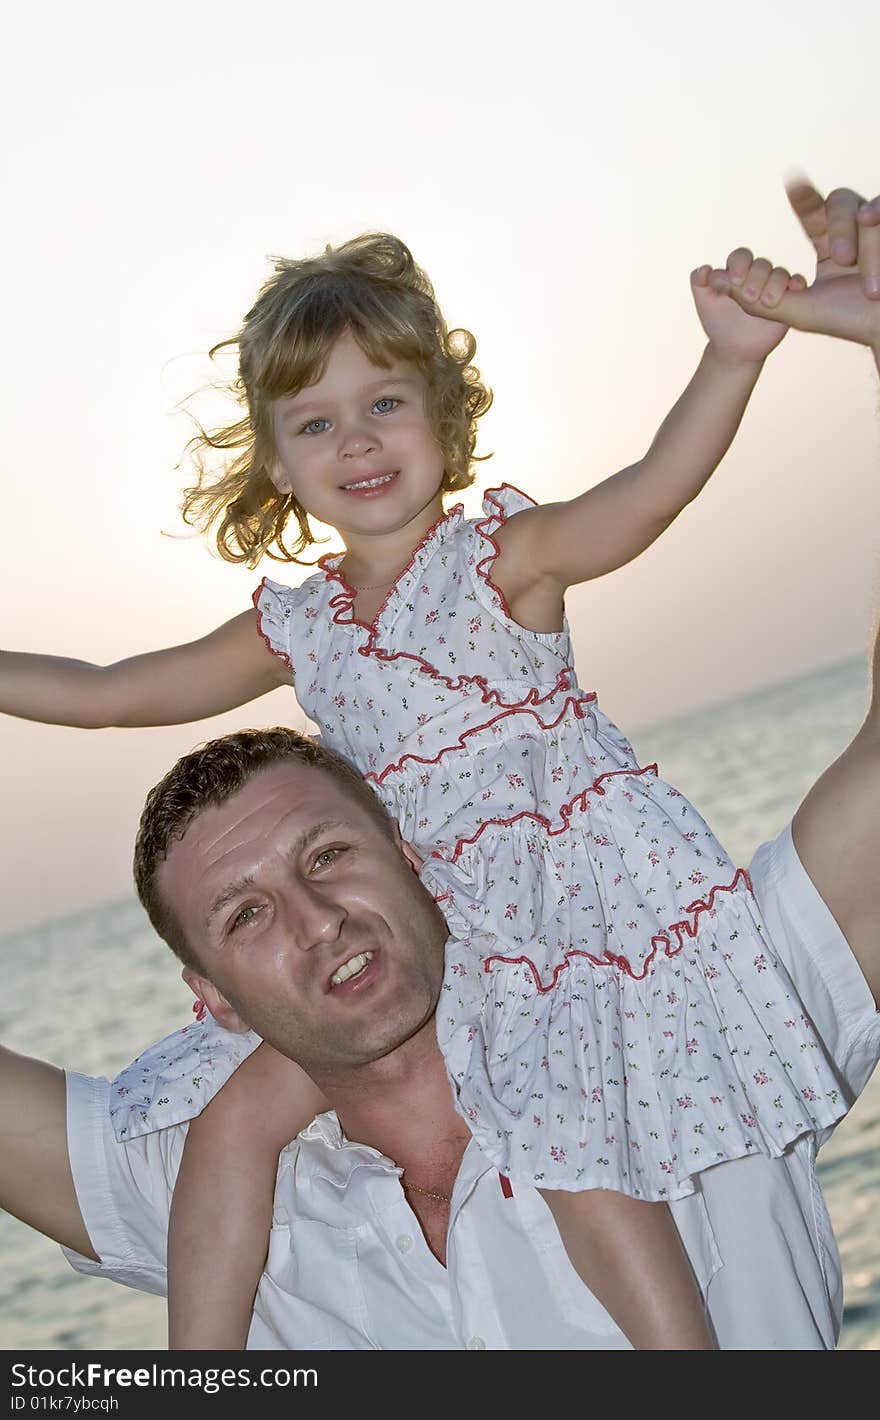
340,469,400,496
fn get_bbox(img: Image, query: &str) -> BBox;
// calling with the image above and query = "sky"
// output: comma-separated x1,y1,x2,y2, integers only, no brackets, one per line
1,0,879,932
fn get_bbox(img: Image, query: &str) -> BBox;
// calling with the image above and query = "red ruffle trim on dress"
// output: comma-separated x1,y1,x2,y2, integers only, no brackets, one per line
473,483,540,624
255,484,560,690
252,581,294,673
479,867,754,989
365,685,596,785
319,503,464,636
431,761,660,864
319,489,596,778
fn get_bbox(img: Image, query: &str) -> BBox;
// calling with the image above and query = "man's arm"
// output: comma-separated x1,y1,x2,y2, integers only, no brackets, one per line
719,180,880,1010
780,183,880,1009
0,1046,97,1259
791,628,880,1013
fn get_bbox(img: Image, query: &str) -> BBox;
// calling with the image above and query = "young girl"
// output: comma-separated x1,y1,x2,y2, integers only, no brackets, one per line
2,233,846,1349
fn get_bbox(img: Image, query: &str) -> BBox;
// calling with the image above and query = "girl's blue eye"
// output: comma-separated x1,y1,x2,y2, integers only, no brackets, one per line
302,418,330,435
373,397,399,415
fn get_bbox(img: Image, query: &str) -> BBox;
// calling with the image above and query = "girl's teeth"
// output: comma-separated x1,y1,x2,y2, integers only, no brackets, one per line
345,473,395,490
331,951,373,986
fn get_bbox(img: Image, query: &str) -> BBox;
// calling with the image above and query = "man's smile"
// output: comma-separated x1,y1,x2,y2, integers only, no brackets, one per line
327,948,378,992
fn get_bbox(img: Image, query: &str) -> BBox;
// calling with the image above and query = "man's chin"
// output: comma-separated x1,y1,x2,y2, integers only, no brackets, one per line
246,961,442,1073
292,1002,440,1080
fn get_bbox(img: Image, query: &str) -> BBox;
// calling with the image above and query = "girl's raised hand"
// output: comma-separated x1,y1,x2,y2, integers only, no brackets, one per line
707,181,880,352
690,262,799,365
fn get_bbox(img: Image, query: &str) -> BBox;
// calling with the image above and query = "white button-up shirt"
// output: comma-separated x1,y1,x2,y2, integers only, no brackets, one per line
64,828,880,1348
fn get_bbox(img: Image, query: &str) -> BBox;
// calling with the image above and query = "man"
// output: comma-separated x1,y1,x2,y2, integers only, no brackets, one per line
2,180,880,1350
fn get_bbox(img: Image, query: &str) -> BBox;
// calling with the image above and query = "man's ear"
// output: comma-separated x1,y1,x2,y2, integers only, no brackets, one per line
395,829,424,875
182,968,252,1035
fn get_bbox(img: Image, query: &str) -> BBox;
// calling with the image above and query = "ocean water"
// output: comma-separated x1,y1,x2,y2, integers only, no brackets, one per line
1,657,878,1350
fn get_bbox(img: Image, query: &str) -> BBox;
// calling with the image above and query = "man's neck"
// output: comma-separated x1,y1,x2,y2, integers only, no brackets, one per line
314,1022,471,1185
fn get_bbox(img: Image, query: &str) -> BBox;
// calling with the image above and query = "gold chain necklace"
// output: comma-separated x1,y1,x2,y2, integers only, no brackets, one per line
402,1175,452,1205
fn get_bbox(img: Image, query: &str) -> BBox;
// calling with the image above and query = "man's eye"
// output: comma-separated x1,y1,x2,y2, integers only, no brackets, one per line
230,905,259,931
313,847,341,870
301,417,330,435
372,397,399,415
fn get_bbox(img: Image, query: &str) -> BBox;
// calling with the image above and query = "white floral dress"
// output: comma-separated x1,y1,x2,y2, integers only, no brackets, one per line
111,486,845,1198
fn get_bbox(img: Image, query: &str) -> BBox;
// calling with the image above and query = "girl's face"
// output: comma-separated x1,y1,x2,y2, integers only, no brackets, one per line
271,332,447,548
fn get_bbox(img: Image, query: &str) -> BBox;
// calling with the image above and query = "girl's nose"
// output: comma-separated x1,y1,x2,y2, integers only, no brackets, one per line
339,423,378,459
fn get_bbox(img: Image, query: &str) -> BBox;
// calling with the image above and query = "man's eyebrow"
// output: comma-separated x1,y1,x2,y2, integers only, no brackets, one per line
291,820,346,856
205,820,346,926
207,873,256,926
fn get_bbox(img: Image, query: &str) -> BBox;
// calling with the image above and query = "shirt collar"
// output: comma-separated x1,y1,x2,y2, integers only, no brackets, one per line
284,1111,491,1225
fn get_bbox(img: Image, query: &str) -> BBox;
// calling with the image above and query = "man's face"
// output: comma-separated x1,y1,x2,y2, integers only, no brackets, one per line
158,762,448,1081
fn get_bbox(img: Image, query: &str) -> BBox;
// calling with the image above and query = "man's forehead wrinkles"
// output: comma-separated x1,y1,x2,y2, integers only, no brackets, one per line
195,783,312,859
206,788,293,850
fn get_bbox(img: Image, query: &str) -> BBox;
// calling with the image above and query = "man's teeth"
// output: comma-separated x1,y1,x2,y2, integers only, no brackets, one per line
343,473,396,490
331,951,373,986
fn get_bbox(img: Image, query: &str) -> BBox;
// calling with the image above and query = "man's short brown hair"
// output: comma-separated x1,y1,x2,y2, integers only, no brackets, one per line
133,727,394,971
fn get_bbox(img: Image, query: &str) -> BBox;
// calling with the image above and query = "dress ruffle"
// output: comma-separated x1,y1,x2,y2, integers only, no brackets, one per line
430,872,843,1198
109,1016,261,1141
253,578,298,672
317,503,467,638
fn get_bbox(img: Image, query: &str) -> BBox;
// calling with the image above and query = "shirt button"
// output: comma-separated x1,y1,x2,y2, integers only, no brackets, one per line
466,1336,487,1350
395,1234,414,1254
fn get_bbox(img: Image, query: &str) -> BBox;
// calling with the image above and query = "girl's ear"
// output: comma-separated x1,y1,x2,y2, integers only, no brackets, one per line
268,460,292,495
181,968,252,1035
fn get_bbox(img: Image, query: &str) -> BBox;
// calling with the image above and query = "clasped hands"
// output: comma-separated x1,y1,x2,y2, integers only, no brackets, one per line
695,179,880,357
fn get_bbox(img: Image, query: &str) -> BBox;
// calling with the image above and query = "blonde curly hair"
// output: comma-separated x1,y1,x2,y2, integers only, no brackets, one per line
182,233,493,566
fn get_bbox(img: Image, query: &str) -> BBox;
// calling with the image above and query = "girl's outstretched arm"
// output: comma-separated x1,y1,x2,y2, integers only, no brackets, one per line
0,608,290,728
167,1044,328,1351
490,262,799,610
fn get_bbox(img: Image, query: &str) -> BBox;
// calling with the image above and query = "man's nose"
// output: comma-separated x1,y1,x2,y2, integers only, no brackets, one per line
282,882,346,952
